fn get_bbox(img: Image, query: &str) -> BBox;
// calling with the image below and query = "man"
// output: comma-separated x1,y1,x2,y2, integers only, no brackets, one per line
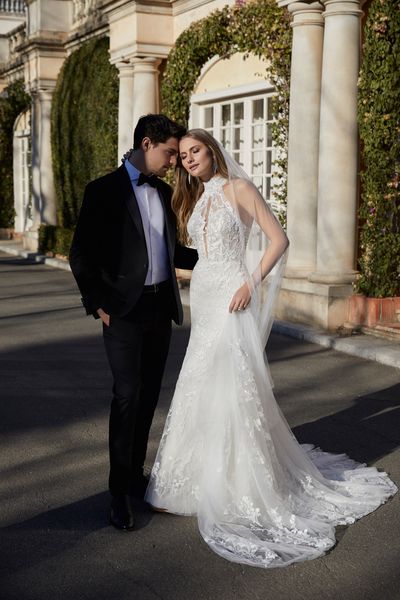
69,114,197,531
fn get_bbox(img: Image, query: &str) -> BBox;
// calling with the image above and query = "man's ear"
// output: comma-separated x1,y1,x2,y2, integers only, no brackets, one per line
142,137,152,151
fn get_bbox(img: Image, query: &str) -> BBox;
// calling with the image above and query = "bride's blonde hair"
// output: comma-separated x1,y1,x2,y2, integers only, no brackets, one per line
172,129,229,245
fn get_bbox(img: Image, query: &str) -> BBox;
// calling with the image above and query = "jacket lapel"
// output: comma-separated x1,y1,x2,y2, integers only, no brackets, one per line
118,165,145,238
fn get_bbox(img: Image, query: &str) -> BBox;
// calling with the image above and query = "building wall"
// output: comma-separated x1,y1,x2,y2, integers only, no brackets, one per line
0,0,368,330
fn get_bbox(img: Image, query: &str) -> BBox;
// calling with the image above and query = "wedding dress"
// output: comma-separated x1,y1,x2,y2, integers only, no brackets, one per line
145,175,397,568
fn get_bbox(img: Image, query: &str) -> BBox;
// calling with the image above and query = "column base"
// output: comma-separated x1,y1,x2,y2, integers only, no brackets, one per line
276,276,353,331
308,270,357,284
23,228,39,252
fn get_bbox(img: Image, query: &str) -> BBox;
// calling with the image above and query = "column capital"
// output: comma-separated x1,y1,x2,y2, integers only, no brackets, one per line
322,0,363,17
115,61,135,78
289,1,324,27
130,56,162,74
37,89,54,102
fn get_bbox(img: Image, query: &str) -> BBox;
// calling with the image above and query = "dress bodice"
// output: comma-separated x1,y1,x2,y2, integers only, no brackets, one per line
187,176,250,263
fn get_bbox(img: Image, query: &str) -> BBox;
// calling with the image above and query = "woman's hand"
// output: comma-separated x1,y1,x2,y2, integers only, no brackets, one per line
229,282,251,313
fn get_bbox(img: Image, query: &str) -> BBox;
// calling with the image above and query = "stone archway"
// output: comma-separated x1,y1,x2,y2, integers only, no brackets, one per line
13,108,32,235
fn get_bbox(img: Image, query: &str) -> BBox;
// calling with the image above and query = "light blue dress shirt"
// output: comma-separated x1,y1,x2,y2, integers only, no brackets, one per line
124,160,170,285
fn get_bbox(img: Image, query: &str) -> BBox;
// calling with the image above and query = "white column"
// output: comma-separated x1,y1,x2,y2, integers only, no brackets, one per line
116,60,135,159
310,0,363,284
38,89,57,226
24,89,56,250
131,57,161,128
30,91,41,232
286,1,324,279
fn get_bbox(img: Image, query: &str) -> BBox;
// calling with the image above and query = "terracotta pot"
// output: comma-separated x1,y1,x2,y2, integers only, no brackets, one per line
347,295,400,328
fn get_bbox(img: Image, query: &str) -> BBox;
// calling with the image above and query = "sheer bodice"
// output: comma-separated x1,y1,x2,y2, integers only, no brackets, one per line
187,176,250,263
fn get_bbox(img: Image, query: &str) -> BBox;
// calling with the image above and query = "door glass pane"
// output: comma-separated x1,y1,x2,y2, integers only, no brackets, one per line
222,127,231,151
221,104,231,126
253,99,264,121
234,102,244,126
266,124,272,147
266,151,272,174
267,97,274,121
204,106,213,129
266,177,271,200
252,151,264,175
234,127,244,151
252,176,263,193
252,123,264,149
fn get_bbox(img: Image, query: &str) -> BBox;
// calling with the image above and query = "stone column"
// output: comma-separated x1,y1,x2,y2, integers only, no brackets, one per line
116,60,135,160
24,89,57,250
285,1,324,279
310,0,363,284
131,57,161,128
28,92,42,236
38,89,57,226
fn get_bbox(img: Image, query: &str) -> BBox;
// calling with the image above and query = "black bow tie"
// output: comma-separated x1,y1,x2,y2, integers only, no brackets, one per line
137,173,158,188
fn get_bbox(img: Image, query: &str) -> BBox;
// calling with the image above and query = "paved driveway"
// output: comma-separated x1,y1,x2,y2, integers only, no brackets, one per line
0,252,399,600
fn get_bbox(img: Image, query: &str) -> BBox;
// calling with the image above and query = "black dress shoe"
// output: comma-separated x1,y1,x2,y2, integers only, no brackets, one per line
110,494,135,531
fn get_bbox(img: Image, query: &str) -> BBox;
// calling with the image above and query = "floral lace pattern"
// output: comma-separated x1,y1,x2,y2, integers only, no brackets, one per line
145,176,397,567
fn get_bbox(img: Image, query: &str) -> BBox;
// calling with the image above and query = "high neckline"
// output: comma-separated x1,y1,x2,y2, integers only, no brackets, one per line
202,175,227,194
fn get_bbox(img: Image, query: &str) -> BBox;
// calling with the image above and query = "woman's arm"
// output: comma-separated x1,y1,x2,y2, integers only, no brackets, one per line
225,178,289,312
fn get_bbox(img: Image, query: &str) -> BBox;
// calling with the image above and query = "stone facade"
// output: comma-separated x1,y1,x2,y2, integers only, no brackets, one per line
0,0,368,330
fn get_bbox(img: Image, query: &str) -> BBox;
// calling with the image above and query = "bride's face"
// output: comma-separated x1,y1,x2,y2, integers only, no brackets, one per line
179,137,214,182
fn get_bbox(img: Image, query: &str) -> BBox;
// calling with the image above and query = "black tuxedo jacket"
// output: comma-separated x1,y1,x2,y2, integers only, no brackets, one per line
69,164,197,325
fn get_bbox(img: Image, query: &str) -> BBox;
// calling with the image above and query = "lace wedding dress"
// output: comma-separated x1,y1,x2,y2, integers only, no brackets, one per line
145,176,397,568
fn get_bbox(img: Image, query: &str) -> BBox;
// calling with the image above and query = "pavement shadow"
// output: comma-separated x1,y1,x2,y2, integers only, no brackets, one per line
0,492,154,575
293,383,400,466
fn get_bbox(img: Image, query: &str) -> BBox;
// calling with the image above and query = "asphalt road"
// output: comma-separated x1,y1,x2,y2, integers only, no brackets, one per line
0,251,399,600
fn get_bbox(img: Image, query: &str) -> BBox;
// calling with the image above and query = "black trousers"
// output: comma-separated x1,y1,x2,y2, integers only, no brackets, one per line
103,282,173,497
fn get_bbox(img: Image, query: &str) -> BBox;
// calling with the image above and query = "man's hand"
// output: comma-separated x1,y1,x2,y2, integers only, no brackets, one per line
97,308,110,326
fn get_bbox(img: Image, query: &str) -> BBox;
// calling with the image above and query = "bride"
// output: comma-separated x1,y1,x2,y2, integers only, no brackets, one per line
145,129,397,568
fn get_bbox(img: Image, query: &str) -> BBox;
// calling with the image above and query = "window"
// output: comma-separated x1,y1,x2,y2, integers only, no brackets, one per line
200,93,275,204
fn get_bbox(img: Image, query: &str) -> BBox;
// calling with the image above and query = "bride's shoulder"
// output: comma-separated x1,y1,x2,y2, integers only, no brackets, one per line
223,178,257,202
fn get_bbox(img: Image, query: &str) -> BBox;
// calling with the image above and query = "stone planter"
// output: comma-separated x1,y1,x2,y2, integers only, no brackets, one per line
347,295,400,328
0,228,13,240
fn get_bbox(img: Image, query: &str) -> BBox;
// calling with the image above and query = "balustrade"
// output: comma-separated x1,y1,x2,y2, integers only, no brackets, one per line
0,0,26,14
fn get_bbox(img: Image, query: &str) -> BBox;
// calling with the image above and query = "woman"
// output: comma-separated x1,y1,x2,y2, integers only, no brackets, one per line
145,129,397,568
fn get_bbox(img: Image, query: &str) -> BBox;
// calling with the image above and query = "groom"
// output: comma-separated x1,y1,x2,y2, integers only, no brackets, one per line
69,114,197,531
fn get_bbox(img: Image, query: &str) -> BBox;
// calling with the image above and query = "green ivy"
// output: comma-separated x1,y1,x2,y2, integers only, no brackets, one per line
38,223,74,257
357,0,400,297
160,0,291,216
0,80,31,228
51,36,118,231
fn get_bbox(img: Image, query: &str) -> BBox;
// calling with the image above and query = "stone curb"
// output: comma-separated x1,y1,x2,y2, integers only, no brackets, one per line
0,242,71,271
1,242,399,370
272,320,400,370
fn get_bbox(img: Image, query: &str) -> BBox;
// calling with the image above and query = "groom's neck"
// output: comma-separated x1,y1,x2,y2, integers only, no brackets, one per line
128,150,151,175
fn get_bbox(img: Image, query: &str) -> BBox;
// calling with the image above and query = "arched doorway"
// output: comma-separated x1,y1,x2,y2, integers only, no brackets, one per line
13,108,32,234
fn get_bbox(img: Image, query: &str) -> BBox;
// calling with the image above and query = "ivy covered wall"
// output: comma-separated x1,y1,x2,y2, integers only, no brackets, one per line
357,0,400,297
43,36,118,255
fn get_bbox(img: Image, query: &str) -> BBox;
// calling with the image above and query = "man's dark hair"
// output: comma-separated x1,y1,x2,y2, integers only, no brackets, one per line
133,114,186,149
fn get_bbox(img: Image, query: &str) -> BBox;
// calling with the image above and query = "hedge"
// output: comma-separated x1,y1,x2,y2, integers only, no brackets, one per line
357,0,400,297
50,36,118,231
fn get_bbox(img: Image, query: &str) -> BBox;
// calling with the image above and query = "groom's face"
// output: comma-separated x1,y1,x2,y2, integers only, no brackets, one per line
143,136,179,176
